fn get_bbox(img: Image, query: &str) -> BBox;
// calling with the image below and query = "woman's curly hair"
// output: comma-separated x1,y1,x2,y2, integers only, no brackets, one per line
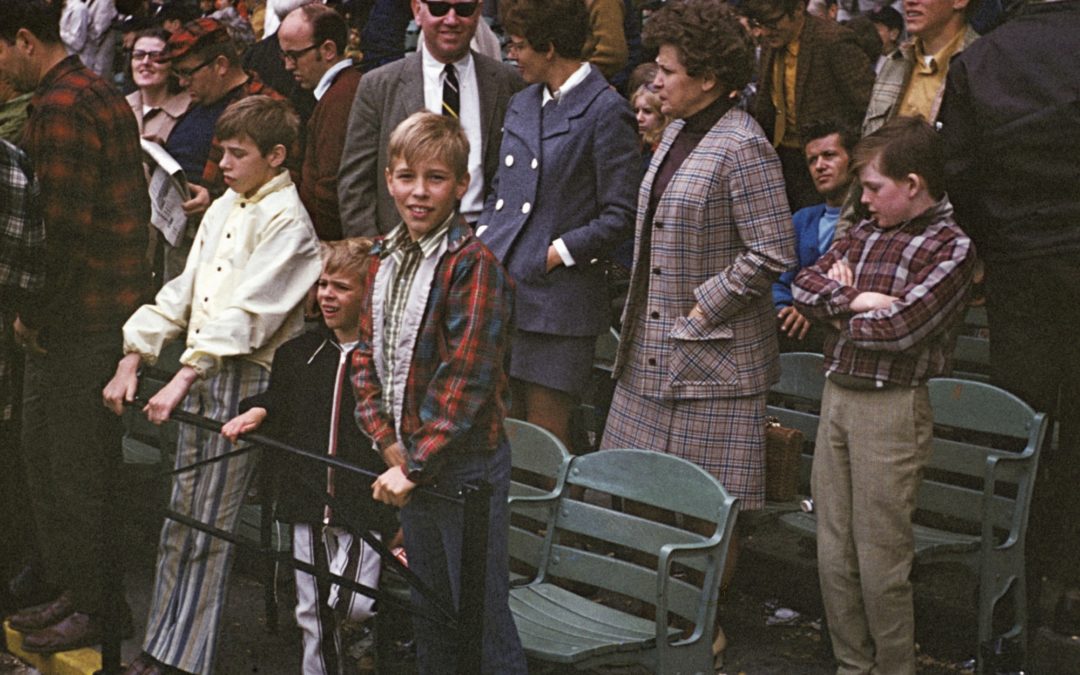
642,0,755,93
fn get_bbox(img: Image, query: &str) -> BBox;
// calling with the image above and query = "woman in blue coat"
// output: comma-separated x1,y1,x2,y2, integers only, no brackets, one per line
478,0,638,448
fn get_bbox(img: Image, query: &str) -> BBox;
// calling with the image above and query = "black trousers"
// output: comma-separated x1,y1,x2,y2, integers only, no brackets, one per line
986,253,1080,584
21,330,125,614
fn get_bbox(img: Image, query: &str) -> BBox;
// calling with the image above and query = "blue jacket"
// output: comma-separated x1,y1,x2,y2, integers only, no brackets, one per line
479,65,638,336
773,203,832,309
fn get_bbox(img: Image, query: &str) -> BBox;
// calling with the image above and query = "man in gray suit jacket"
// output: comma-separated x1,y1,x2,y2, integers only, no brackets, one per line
337,0,524,236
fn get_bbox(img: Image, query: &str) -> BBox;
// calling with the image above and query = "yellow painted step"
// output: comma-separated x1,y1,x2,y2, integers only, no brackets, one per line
3,620,100,675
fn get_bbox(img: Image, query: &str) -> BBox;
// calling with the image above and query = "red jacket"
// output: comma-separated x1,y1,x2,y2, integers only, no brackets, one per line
352,218,515,481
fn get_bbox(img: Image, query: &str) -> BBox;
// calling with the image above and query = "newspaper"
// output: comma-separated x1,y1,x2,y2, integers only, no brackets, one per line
141,139,190,247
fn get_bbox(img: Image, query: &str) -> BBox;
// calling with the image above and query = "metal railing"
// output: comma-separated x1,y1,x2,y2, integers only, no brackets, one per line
100,387,490,674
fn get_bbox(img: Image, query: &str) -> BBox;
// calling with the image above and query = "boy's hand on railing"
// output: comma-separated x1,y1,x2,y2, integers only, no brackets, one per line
221,407,268,443
103,352,142,415
373,465,417,508
144,366,199,425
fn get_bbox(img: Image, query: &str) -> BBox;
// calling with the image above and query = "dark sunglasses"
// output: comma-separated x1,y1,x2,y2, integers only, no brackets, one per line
420,0,480,17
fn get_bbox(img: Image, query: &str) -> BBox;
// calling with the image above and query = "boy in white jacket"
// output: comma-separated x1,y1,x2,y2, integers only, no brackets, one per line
104,95,321,675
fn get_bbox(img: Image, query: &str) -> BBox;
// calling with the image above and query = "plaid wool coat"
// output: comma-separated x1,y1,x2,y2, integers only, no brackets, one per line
612,108,796,400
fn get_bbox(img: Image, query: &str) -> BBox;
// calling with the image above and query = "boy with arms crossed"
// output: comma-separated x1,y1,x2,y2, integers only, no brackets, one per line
793,116,975,675
352,111,527,674
104,96,321,675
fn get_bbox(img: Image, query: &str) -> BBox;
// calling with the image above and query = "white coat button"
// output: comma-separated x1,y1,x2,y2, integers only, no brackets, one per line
505,155,514,167
522,202,531,214
531,158,538,169
495,198,504,211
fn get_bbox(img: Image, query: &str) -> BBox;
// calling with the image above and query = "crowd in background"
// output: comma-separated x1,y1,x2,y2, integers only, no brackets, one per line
0,0,1077,673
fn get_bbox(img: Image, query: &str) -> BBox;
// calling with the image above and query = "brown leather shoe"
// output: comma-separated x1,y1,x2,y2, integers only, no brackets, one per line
123,652,168,675
20,610,133,653
7,591,74,632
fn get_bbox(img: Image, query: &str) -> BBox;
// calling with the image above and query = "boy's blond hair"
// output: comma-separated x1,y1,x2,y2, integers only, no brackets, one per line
320,237,374,277
215,95,299,156
386,111,470,180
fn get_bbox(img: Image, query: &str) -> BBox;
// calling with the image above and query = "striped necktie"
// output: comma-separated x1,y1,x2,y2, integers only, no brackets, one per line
442,63,460,119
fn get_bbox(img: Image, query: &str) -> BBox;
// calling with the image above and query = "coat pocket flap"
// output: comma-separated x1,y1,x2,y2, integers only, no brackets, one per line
669,315,734,341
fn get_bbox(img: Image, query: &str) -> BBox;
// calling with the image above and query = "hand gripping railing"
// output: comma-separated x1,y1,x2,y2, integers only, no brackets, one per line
99,395,490,675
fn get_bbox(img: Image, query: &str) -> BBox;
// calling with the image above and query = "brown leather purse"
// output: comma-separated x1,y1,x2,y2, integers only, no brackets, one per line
765,417,804,502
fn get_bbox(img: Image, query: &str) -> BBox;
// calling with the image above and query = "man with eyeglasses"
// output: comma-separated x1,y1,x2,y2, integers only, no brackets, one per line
737,0,874,212
279,4,358,240
157,17,287,279
337,0,524,236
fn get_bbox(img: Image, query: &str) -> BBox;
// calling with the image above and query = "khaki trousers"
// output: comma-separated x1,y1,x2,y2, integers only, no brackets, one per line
812,380,933,675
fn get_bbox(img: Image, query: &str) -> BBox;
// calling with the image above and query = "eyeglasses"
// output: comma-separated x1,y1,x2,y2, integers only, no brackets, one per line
173,56,215,79
281,44,319,63
420,0,480,17
748,11,791,30
131,49,165,62
506,38,529,54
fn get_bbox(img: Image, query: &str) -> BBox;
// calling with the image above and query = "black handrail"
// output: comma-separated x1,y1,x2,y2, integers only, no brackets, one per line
99,395,489,675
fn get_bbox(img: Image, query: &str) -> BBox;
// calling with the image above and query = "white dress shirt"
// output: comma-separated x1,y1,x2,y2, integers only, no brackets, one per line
420,45,484,221
314,58,354,101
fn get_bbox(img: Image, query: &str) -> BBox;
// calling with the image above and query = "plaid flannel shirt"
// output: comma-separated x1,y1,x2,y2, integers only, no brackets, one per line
0,140,44,308
19,56,150,335
0,140,45,422
352,217,514,480
793,198,975,386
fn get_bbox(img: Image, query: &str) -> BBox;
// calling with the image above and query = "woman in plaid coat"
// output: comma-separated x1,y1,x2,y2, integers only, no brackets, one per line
601,0,795,513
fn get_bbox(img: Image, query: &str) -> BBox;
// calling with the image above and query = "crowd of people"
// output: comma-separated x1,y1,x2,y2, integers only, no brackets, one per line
0,0,1077,673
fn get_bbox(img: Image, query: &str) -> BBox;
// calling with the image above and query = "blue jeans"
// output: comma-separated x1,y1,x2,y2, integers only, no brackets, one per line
400,442,527,674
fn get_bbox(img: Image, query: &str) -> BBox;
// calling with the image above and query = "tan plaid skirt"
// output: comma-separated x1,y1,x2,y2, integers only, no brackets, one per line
599,384,767,510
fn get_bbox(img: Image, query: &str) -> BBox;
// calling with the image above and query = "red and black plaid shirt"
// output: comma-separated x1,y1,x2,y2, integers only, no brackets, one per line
352,219,515,480
793,198,976,386
19,56,150,335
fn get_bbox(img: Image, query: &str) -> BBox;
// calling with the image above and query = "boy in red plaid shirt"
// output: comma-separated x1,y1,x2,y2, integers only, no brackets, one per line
793,116,975,675
352,111,526,674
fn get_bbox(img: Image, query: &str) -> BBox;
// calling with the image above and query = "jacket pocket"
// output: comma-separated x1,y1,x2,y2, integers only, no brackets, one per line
668,315,737,387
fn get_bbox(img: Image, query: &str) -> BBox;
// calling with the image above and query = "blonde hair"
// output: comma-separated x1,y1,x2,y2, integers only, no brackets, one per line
320,237,374,277
632,85,671,147
387,111,470,180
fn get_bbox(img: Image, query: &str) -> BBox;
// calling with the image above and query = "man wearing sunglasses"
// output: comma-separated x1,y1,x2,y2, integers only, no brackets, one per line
157,18,287,279
337,0,524,236
737,0,874,212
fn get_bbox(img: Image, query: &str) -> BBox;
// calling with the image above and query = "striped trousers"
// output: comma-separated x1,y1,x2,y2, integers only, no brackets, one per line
142,360,270,675
293,524,381,675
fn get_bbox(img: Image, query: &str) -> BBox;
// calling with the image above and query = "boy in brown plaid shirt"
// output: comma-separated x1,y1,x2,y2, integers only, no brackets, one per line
793,116,975,675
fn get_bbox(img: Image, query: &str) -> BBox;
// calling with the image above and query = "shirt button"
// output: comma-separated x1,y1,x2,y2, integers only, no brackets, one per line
217,267,222,272
240,203,246,208
204,297,209,302
654,221,664,229
495,198,504,211
226,233,231,238
650,311,659,319
530,158,538,169
522,202,531,214
505,155,514,167
648,357,657,366
652,267,661,275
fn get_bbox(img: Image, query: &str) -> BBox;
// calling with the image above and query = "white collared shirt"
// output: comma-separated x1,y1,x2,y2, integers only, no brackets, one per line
542,62,592,268
542,61,590,106
314,58,354,101
420,44,484,221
